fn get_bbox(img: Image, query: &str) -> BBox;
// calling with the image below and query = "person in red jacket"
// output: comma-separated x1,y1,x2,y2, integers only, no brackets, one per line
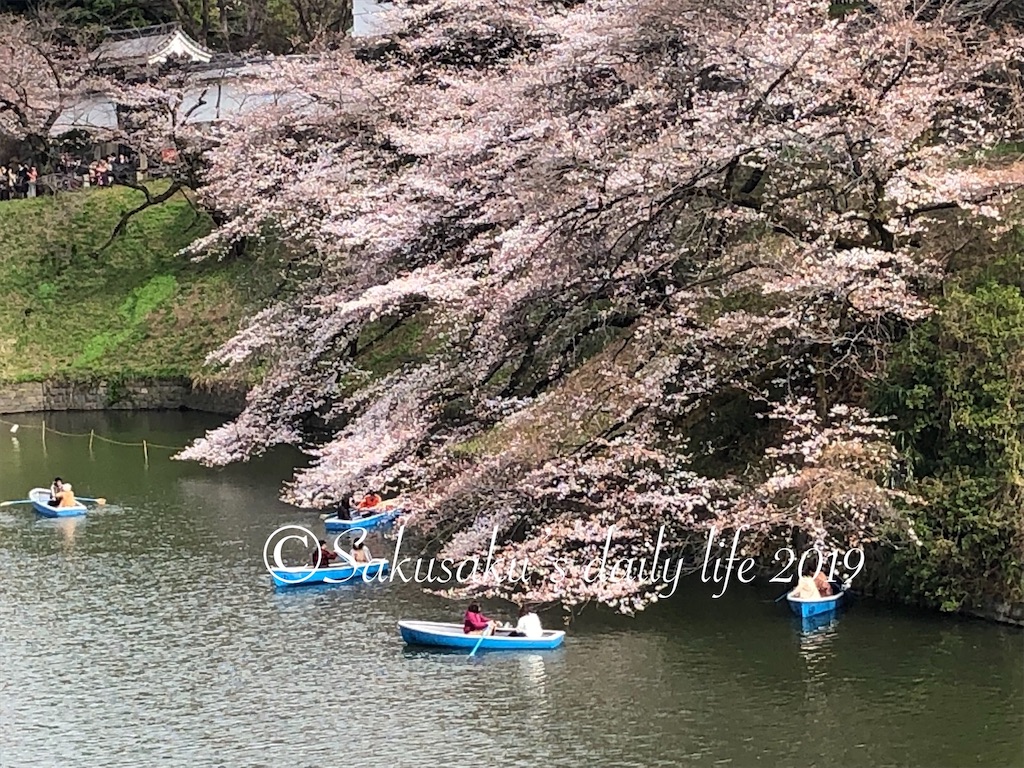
463,602,498,635
357,491,382,510
310,539,339,568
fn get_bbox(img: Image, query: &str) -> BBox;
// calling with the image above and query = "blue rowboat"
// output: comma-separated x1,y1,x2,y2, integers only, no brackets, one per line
270,559,389,588
29,487,86,518
787,586,846,618
398,620,566,651
800,612,839,634
324,506,402,531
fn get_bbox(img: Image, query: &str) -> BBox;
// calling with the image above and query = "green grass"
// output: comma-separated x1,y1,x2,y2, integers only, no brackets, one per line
829,2,866,17
354,312,438,376
979,141,1024,161
0,184,266,382
953,141,1024,169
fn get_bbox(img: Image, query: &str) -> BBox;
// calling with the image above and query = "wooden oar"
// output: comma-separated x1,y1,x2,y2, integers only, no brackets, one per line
76,497,106,505
775,587,794,602
469,624,493,657
0,498,32,507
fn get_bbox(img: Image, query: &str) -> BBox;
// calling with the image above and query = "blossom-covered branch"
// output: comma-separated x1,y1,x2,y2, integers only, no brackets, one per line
175,0,1024,611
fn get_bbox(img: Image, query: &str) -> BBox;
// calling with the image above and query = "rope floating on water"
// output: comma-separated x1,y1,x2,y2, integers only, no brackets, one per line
0,415,187,451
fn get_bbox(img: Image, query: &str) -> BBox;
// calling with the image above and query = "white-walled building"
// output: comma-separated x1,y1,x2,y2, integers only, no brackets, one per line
50,11,392,140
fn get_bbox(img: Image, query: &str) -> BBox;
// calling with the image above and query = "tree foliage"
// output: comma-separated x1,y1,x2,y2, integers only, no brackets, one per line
0,11,228,251
160,0,1024,613
877,276,1024,610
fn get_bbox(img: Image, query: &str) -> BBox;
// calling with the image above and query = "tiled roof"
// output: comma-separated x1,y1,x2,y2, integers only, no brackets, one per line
93,23,214,64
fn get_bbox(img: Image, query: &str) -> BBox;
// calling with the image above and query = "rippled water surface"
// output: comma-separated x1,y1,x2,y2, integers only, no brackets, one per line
1,412,1021,767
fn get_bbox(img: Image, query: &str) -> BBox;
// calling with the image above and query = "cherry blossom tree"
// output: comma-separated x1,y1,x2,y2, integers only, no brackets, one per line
0,11,250,251
176,0,1024,611
0,13,104,160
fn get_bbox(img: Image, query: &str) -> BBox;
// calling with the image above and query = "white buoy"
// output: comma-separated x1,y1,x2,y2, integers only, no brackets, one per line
9,424,18,434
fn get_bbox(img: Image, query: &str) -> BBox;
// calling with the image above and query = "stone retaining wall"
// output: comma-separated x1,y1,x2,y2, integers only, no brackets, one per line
857,568,1024,629
0,377,246,415
967,599,1024,628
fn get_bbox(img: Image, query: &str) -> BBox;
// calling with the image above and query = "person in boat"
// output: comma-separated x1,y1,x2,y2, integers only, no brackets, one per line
56,483,78,509
351,539,373,564
357,491,382,510
463,602,499,635
790,562,836,599
311,539,339,568
813,570,834,597
789,573,821,600
509,605,543,639
48,477,64,506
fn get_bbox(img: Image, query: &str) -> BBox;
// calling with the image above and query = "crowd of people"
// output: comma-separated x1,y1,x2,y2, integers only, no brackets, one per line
0,164,39,200
55,152,139,188
0,152,140,201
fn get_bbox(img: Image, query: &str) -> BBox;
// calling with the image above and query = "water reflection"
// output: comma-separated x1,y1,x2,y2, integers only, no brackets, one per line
518,653,547,684
50,516,86,554
0,412,1021,767
795,607,842,738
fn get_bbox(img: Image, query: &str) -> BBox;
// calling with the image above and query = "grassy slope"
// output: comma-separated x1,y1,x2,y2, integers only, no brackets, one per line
0,185,262,383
